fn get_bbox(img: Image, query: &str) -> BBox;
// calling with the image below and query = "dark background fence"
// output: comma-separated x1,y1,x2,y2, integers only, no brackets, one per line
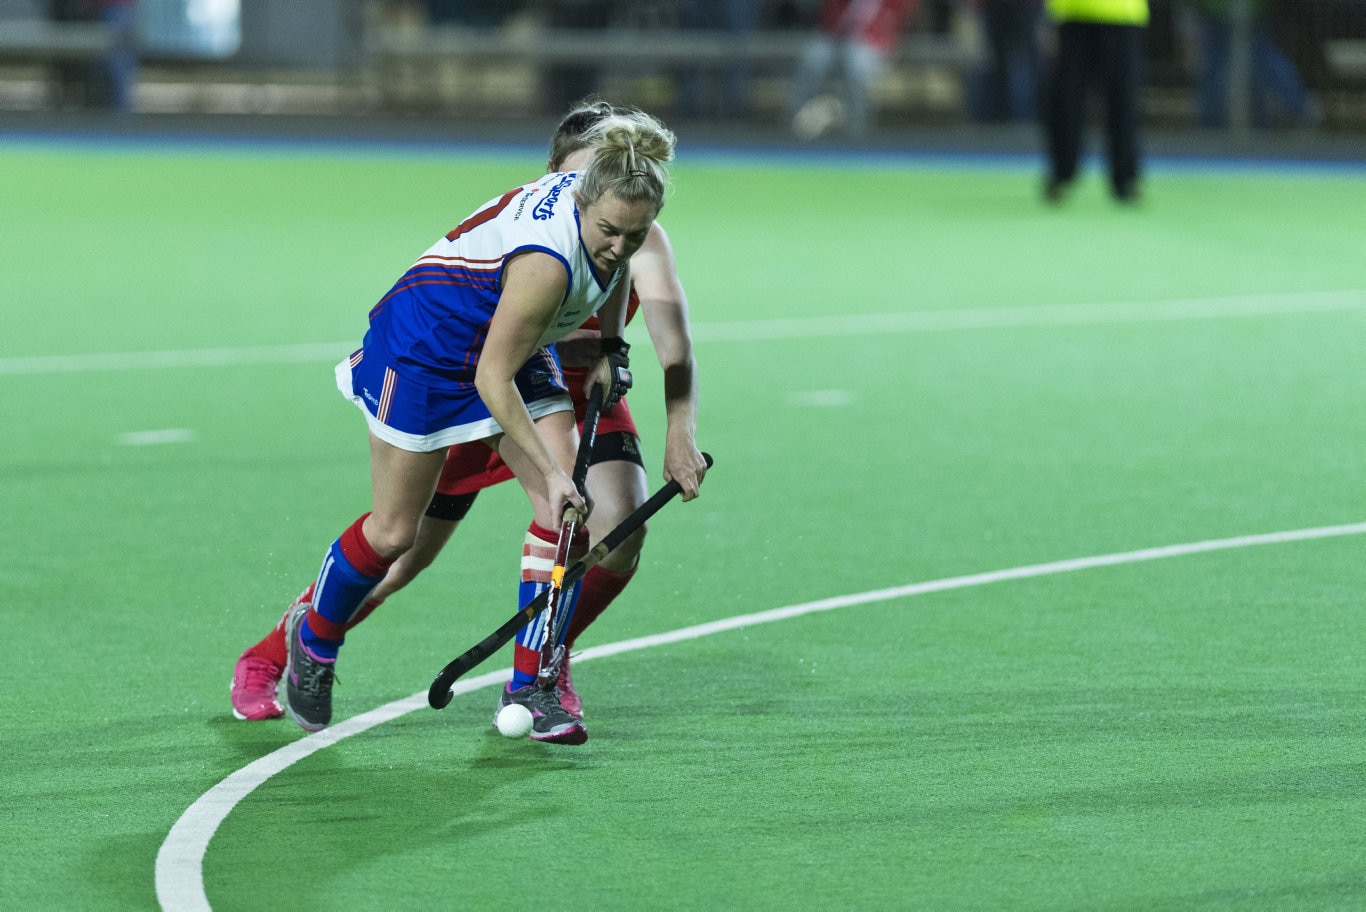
2,0,1364,140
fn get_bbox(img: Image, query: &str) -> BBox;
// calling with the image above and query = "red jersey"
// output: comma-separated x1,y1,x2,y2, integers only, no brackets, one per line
820,0,918,53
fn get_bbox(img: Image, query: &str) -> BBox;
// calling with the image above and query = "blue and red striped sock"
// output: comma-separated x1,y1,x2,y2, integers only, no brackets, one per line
510,523,585,690
302,514,393,661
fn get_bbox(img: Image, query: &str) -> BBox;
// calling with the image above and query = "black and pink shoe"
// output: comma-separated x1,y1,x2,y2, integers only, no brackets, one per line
496,682,586,745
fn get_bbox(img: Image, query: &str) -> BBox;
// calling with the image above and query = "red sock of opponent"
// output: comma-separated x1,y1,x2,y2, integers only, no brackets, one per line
248,585,386,669
564,563,636,649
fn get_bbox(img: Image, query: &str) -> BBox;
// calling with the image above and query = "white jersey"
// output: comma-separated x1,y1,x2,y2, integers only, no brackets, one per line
365,170,623,386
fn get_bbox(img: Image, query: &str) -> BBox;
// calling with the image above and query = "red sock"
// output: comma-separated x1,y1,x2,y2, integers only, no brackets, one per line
249,583,313,668
346,596,384,631
248,584,383,669
251,614,290,669
565,563,636,648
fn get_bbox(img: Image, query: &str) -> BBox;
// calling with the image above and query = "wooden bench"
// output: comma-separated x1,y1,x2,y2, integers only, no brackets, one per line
365,24,981,115
0,19,119,64
368,25,977,70
1325,39,1366,81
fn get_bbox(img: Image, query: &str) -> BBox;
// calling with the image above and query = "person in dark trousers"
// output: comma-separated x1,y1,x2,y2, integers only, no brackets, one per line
1186,0,1317,130
48,0,138,111
1041,0,1149,203
973,0,1043,123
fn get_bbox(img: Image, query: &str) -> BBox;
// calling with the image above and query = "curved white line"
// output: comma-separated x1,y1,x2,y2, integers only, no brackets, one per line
156,521,1366,911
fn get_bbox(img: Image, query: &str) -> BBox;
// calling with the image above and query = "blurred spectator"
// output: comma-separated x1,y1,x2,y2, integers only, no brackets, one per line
49,0,138,111
1042,0,1148,203
970,0,1043,122
676,0,762,119
788,0,919,137
426,0,519,26
48,0,87,107
542,0,617,115
1185,0,1320,129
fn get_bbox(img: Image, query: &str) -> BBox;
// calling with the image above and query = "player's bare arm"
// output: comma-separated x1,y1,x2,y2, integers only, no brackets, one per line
587,267,632,404
551,329,602,368
595,265,630,340
476,250,584,519
634,224,706,500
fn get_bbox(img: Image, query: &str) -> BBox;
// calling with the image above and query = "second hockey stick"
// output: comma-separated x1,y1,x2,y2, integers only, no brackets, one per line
428,452,712,709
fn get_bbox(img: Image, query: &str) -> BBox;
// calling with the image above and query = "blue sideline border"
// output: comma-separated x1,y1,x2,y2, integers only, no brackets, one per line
2,117,1363,176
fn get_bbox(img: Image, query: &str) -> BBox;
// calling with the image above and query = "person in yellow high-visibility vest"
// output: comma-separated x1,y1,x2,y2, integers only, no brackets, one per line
1042,0,1149,202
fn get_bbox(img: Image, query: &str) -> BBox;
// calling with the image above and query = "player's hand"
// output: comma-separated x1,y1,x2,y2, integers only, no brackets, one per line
578,486,596,528
590,337,632,409
547,468,589,524
662,436,707,502
588,359,632,410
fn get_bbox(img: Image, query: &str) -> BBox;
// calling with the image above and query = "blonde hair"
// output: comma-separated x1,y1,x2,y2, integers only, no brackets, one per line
573,109,675,216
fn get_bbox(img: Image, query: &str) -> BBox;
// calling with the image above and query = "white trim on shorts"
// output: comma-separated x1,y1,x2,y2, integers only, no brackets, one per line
334,357,573,453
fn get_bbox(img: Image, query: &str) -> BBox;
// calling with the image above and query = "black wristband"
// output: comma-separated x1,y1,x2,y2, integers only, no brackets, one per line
600,336,630,358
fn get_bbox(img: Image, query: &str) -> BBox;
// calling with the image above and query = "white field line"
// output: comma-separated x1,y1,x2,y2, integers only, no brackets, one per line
8,290,1364,376
118,429,195,446
689,289,1366,342
156,520,1366,912
0,342,352,375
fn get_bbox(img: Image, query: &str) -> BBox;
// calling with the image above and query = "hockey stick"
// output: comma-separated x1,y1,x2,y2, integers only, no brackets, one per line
533,386,604,685
427,451,713,708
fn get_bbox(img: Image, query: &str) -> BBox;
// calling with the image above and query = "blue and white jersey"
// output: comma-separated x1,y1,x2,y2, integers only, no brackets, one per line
364,170,622,386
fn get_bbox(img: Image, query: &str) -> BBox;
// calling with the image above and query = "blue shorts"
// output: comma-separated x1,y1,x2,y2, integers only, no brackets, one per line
335,340,572,453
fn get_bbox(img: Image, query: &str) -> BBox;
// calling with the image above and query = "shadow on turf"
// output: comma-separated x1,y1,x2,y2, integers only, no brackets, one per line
207,711,305,765
93,832,170,908
201,724,591,881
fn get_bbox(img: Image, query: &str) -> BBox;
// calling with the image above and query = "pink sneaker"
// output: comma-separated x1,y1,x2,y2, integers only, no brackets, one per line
231,649,284,720
556,654,582,719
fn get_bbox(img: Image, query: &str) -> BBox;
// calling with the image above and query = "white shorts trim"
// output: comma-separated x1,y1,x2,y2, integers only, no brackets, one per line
334,357,573,453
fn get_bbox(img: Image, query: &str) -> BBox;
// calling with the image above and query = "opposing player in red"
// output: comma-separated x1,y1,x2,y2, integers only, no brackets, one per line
789,0,919,137
230,100,704,743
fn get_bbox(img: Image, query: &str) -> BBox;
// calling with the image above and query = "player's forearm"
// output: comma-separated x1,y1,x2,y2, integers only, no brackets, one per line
475,372,558,478
660,356,699,445
596,272,629,339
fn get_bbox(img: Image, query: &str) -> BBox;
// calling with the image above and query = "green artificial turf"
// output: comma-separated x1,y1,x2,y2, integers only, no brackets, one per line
2,139,1363,910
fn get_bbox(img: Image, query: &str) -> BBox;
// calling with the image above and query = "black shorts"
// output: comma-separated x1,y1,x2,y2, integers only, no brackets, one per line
592,430,645,469
424,431,643,522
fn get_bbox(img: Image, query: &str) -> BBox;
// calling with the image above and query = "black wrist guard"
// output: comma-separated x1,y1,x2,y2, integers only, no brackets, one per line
600,337,630,358
597,337,632,408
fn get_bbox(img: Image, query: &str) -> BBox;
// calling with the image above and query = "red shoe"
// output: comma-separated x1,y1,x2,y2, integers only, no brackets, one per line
555,653,582,719
231,649,284,720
